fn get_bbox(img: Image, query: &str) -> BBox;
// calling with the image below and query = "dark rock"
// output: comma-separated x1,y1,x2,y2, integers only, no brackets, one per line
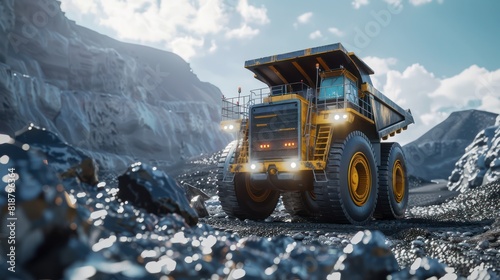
189,195,209,218
331,230,399,280
183,183,210,218
60,157,99,186
0,136,58,205
0,139,90,279
12,124,100,180
468,266,500,280
117,162,198,226
390,257,448,280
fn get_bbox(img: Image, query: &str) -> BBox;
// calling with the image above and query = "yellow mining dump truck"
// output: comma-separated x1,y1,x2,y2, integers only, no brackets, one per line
217,43,414,224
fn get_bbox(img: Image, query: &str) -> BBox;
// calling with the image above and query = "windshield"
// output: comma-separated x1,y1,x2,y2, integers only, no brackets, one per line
318,75,358,104
318,76,344,101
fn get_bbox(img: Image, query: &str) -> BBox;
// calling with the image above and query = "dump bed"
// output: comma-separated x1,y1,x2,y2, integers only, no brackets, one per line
244,43,414,139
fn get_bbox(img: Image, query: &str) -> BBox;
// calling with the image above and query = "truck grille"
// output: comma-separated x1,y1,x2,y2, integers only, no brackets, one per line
250,101,300,160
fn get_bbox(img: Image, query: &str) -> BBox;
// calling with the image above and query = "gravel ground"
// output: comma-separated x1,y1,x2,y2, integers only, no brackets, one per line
174,153,500,278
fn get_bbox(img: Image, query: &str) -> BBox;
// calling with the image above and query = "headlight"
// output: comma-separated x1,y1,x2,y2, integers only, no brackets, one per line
223,125,228,130
290,162,297,169
331,112,349,122
229,124,234,130
250,163,257,170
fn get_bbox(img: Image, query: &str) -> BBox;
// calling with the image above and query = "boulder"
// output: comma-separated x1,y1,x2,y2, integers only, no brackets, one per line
183,183,210,218
330,230,399,280
117,162,199,226
0,137,90,279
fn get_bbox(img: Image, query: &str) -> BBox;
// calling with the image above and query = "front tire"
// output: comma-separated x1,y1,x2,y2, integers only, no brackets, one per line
282,189,318,217
375,142,408,219
216,141,279,220
314,131,378,224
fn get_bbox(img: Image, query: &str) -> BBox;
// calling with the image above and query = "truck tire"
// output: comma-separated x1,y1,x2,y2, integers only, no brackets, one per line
314,131,378,224
282,189,318,217
374,142,408,219
216,141,279,220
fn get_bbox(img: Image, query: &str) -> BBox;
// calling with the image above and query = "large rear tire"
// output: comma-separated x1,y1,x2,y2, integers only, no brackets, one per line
374,142,408,219
313,131,378,224
216,141,279,220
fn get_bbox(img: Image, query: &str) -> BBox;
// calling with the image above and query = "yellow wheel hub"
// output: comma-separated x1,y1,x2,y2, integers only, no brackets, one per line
348,152,371,206
393,160,405,203
245,175,271,202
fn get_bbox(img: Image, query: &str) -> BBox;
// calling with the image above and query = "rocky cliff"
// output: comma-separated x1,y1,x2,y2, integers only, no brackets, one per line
403,110,498,181
0,0,231,172
448,116,500,192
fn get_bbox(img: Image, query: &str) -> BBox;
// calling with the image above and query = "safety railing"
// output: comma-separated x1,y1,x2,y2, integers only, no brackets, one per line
222,82,312,121
221,95,251,121
222,81,375,121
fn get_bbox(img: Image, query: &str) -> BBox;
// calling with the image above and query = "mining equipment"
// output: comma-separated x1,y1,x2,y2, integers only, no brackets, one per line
217,43,414,224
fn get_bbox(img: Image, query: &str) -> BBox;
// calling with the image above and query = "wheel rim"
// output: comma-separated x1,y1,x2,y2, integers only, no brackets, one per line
348,152,371,206
244,175,271,202
393,160,405,203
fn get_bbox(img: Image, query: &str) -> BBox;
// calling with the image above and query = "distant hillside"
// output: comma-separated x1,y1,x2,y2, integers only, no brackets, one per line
0,0,230,171
403,110,498,180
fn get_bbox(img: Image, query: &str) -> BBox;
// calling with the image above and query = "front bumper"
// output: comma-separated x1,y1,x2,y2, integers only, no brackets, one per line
229,160,326,173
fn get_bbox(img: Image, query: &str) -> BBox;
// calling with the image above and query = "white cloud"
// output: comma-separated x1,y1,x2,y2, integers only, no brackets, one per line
191,0,227,34
208,40,217,53
237,0,270,25
225,24,259,39
297,12,313,24
374,60,500,144
309,30,322,40
352,0,369,9
60,0,269,61
430,65,500,113
363,56,397,88
170,36,205,61
409,0,433,6
327,27,344,37
364,57,398,76
95,0,229,50
293,12,313,29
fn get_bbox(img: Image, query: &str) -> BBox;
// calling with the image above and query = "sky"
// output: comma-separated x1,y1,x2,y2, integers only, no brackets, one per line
59,0,500,145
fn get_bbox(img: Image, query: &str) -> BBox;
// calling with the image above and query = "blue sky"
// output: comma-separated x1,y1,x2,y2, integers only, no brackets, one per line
60,0,500,144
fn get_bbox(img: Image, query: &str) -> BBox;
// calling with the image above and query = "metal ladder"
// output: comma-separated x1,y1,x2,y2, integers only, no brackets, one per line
311,125,332,183
312,169,328,183
236,120,249,164
313,125,333,162
304,89,316,160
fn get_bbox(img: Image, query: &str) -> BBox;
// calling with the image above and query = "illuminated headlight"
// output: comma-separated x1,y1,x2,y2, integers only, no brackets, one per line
229,124,234,130
250,163,257,170
342,114,348,119
334,114,340,120
290,162,297,169
223,125,228,130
